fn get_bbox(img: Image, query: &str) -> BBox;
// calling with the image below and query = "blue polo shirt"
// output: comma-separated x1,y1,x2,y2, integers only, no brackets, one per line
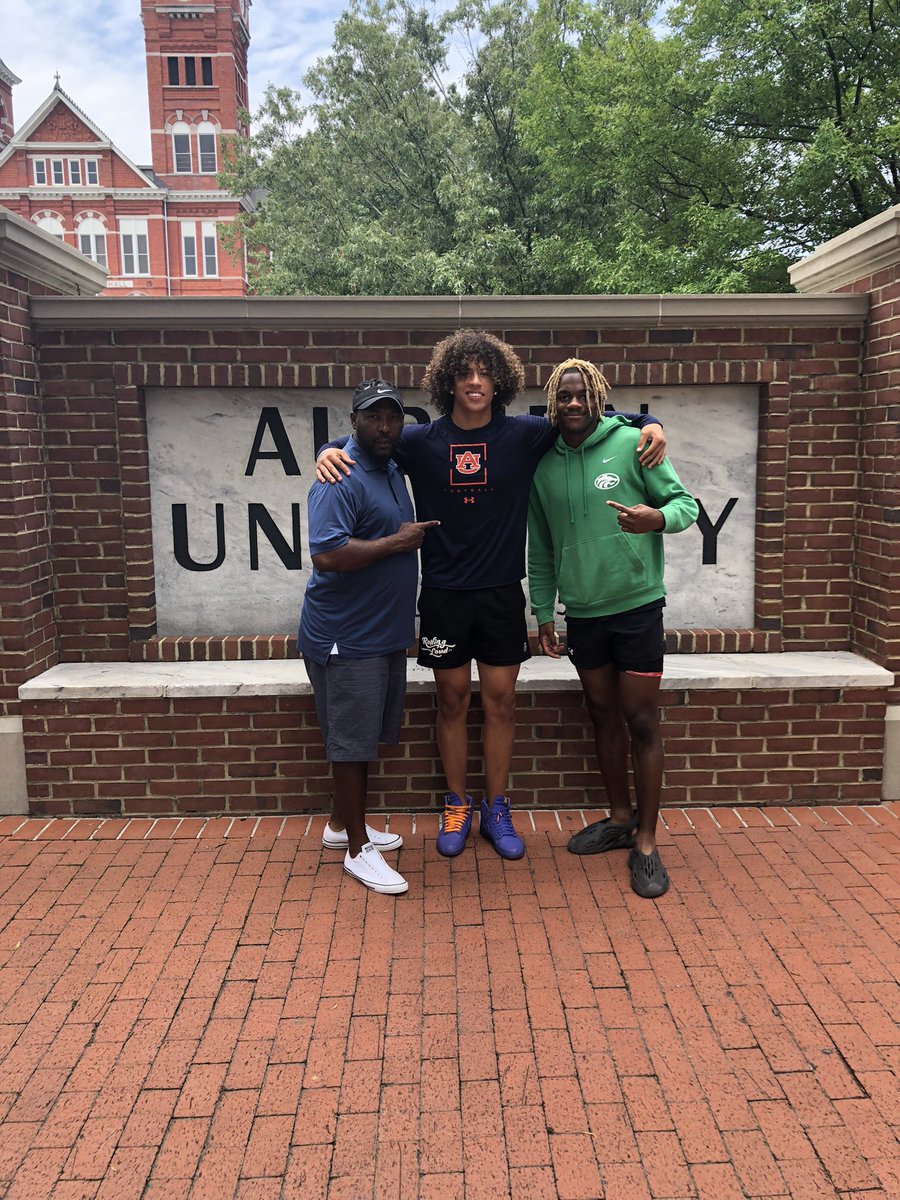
297,436,417,665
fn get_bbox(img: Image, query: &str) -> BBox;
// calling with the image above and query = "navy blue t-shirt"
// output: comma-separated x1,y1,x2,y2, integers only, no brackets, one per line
328,410,657,591
393,413,552,589
297,436,417,665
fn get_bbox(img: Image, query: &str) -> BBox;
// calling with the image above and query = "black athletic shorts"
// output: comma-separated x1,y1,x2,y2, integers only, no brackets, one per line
565,600,665,674
417,583,531,670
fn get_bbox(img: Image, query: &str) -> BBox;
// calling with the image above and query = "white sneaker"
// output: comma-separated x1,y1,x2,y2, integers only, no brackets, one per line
323,822,403,851
343,843,408,895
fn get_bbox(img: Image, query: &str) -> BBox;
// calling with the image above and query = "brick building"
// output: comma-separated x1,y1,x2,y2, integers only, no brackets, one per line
0,0,250,296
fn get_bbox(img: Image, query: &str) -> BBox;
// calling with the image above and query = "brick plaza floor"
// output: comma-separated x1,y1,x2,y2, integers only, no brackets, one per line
0,804,898,1200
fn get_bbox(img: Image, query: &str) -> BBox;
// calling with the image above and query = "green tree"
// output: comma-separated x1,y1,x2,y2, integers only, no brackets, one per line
522,0,900,291
223,0,544,294
224,0,900,294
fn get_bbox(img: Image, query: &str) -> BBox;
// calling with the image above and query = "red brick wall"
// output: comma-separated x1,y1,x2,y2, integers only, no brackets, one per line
0,266,60,716
10,303,895,815
35,328,133,663
33,321,867,664
20,686,887,818
839,269,900,704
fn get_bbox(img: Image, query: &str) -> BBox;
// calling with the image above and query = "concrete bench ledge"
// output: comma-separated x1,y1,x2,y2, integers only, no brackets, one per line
19,651,894,701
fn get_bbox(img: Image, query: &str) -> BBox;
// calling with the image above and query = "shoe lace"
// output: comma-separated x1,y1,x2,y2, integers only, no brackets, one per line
442,801,470,833
489,798,516,838
361,845,389,876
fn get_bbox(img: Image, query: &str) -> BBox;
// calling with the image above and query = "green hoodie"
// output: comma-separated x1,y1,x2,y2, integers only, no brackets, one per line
527,416,699,623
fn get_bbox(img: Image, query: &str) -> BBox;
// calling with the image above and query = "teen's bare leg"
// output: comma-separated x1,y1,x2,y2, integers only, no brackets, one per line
576,664,634,826
618,672,663,855
329,792,345,833
434,665,472,797
476,661,520,799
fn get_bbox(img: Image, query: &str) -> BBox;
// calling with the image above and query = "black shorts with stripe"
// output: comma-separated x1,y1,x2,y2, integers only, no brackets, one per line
565,600,665,674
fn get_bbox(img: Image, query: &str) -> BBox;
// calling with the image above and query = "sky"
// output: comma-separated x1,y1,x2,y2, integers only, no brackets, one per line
2,0,348,164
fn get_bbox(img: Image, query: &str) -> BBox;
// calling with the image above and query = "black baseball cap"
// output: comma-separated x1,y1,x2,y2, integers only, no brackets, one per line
351,378,404,413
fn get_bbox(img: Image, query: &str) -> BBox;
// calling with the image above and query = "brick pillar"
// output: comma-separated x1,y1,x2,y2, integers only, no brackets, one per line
791,204,900,799
0,209,105,811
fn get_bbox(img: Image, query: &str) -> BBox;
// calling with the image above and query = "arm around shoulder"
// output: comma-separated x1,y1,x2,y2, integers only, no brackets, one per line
613,412,667,468
315,438,355,484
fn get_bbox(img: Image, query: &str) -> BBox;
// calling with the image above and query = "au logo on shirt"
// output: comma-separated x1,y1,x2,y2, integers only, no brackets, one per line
455,451,481,473
449,442,488,487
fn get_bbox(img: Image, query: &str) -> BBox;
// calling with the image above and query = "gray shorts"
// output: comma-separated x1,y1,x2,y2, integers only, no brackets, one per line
305,651,407,762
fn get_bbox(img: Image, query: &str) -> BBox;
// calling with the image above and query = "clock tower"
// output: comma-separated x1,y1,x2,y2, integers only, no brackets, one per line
141,0,250,187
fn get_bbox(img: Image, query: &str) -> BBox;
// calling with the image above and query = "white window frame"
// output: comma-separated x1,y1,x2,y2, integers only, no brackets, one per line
33,159,48,185
120,218,150,276
201,222,218,276
36,215,65,240
77,217,107,267
51,158,65,185
181,221,198,276
197,122,217,173
172,122,192,173
69,159,82,185
85,160,99,186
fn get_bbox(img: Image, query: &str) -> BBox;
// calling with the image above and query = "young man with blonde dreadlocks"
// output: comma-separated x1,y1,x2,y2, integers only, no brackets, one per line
528,359,698,898
316,331,667,862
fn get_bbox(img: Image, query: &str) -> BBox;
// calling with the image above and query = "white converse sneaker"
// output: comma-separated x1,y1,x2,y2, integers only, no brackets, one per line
343,843,408,895
323,822,403,851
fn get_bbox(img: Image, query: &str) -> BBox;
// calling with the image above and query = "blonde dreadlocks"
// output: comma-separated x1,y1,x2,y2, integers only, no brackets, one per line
544,359,611,427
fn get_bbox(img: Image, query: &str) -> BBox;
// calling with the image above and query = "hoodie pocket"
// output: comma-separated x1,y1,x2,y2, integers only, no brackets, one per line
558,532,646,609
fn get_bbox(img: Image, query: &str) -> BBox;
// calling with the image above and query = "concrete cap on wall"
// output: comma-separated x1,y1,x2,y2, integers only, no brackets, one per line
790,203,900,293
29,291,868,331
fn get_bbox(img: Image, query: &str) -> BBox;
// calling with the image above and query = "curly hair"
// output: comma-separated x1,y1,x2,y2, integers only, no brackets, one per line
421,329,525,418
544,358,611,427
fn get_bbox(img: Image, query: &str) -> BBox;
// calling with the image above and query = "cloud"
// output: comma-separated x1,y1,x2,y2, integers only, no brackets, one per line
251,0,341,93
2,0,345,164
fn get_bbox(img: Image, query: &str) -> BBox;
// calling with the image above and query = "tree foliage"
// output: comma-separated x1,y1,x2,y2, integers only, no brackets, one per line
223,0,540,293
221,0,900,294
524,0,900,290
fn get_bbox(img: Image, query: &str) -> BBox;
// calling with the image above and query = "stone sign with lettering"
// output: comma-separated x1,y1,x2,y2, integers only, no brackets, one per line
146,386,758,636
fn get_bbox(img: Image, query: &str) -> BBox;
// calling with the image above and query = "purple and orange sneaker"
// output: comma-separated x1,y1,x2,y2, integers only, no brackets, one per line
436,792,473,857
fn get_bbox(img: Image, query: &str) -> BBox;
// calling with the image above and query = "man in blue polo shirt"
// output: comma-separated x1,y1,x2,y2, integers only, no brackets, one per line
298,379,439,895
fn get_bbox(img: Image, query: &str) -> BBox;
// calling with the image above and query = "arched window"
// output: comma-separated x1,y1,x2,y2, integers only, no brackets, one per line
197,121,217,173
171,120,192,173
77,217,107,267
35,215,64,240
